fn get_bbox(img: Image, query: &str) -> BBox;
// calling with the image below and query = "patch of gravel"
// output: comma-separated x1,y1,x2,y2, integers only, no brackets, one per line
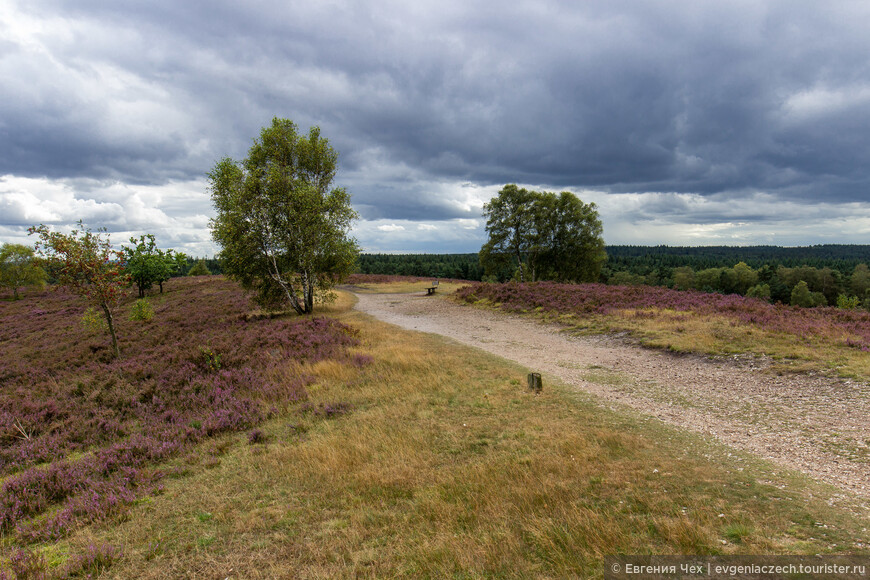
353,291,870,515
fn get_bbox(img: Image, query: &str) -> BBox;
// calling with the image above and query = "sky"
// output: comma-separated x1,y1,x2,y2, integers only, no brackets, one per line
2,0,870,255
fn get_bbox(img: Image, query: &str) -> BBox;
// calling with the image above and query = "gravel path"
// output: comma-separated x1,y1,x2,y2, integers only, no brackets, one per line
353,290,870,513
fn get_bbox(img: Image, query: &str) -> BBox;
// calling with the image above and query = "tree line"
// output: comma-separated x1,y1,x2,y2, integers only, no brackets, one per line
604,244,870,276
356,253,483,280
663,262,870,308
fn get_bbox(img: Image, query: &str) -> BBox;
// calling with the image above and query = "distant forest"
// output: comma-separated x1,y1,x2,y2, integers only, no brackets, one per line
356,245,870,281
356,253,484,281
603,245,870,275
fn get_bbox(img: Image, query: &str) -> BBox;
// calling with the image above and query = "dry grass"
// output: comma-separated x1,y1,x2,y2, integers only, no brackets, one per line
346,280,467,295
625,309,870,378
37,291,870,578
532,307,870,380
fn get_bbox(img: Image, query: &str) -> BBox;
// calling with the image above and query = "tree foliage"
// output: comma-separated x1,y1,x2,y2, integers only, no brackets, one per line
356,253,483,280
28,223,130,358
790,281,815,307
479,184,538,282
122,234,180,297
480,185,605,283
209,118,358,314
0,243,46,299
850,264,870,298
187,259,212,276
536,191,607,283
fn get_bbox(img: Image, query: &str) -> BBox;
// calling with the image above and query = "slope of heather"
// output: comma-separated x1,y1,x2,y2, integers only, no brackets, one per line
0,277,365,554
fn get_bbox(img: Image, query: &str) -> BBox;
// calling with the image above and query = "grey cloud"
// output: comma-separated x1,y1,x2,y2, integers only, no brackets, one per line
3,0,870,246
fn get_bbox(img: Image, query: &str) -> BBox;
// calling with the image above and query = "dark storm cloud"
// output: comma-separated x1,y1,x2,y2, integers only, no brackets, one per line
3,0,870,233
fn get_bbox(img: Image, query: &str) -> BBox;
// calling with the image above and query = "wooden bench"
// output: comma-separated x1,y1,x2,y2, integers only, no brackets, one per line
425,280,439,295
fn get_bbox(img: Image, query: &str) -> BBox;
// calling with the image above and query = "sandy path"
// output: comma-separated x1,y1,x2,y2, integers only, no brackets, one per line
353,291,870,513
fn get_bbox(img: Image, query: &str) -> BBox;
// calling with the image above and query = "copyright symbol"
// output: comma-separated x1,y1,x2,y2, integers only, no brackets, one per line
611,563,621,573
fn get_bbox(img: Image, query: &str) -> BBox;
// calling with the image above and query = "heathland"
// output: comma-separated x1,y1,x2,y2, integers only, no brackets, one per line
0,275,868,578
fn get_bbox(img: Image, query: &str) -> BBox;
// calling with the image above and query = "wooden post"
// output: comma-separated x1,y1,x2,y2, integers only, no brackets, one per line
527,373,542,394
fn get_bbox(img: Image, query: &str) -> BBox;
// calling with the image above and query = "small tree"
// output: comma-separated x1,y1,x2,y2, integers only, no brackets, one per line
173,252,189,277
29,223,129,358
209,118,358,314
746,283,771,301
123,234,177,298
187,259,211,276
0,243,46,299
790,280,814,308
730,262,758,295
694,268,725,292
672,266,695,291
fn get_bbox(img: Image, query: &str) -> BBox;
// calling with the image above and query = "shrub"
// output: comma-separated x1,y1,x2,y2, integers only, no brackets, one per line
129,298,154,322
187,259,211,276
745,283,771,301
837,294,862,310
82,306,108,333
200,347,222,372
810,291,827,307
609,271,646,286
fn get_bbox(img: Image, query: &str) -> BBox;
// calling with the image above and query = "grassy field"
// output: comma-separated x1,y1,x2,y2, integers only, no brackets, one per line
2,279,868,578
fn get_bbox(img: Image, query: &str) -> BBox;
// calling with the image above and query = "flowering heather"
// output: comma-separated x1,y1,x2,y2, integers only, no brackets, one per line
456,281,870,351
62,543,123,577
0,276,365,553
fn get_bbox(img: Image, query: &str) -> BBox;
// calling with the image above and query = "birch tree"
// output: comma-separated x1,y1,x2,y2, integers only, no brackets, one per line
209,118,358,314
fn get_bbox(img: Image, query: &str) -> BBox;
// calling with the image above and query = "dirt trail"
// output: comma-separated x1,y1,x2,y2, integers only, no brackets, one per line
353,290,870,514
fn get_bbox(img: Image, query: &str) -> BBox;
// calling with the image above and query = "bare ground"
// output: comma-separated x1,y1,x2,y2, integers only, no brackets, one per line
352,290,870,517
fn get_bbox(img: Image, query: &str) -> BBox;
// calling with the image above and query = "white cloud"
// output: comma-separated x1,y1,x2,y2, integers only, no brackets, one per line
377,223,406,232
0,175,216,255
782,84,870,122
0,176,124,225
